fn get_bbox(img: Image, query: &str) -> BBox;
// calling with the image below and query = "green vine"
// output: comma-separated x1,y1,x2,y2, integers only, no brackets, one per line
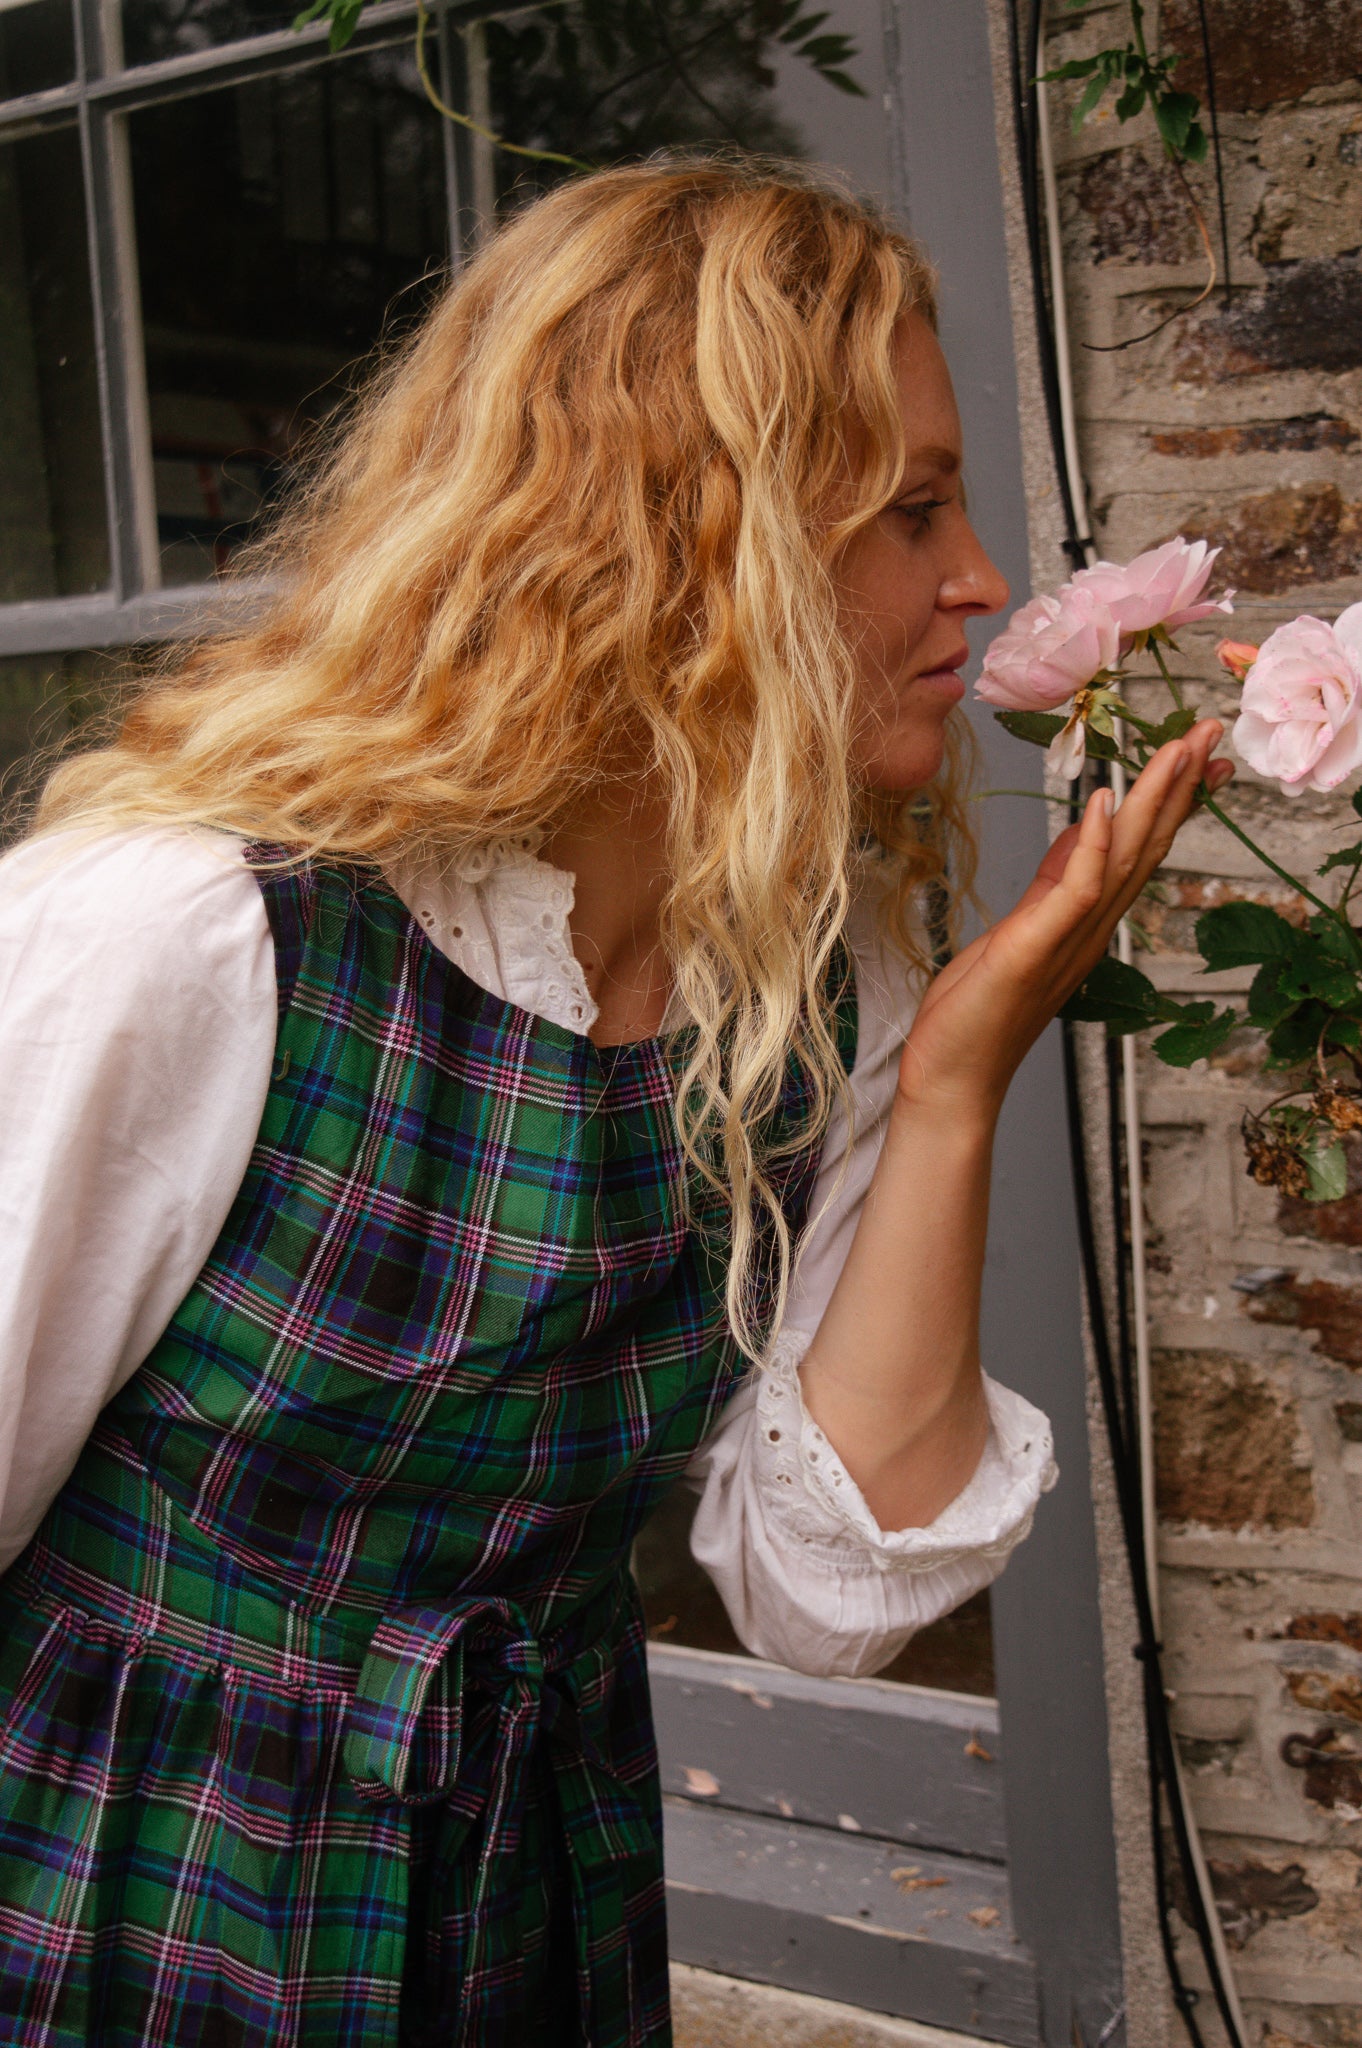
1041,0,1220,348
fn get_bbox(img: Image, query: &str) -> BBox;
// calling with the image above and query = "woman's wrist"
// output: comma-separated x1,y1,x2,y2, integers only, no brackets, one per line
889,1076,1001,1152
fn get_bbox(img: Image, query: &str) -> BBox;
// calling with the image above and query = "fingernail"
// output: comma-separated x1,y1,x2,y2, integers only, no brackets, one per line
1098,787,1114,819
1172,746,1190,774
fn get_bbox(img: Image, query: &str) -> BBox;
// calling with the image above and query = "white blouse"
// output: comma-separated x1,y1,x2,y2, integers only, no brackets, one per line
0,828,1056,1680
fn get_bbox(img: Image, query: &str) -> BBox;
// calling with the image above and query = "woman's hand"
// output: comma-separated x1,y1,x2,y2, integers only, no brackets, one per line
897,718,1233,1127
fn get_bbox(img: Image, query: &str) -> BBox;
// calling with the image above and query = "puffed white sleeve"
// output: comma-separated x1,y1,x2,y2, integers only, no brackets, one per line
686,871,1058,1679
0,829,277,1573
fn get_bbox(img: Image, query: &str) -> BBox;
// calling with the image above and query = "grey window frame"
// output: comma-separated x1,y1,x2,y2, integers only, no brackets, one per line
0,5,1137,2040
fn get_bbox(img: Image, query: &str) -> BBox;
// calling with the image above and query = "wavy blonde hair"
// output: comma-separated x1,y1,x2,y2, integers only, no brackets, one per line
35,156,977,1355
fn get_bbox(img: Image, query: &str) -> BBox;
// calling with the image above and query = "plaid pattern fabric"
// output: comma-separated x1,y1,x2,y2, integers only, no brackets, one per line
0,854,855,2047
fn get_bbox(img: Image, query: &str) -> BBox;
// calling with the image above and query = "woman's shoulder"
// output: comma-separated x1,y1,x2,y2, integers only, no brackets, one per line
0,827,271,1007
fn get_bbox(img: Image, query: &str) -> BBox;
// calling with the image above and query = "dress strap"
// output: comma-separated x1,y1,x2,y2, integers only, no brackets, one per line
242,843,316,1017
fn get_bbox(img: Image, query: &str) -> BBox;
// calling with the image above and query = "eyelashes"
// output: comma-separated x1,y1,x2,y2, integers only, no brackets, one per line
895,497,952,531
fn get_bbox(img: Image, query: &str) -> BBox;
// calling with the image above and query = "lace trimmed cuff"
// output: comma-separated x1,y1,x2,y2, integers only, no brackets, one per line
750,1328,1058,1577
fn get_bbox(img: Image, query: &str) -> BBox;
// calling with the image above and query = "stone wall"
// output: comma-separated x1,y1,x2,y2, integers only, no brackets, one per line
1043,3,1362,2040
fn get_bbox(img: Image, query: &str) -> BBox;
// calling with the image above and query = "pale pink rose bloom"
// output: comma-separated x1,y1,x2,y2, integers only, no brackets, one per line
976,585,1121,711
1231,605,1362,796
1070,537,1234,642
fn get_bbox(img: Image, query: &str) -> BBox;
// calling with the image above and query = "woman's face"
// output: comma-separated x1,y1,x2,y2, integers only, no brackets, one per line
836,311,1010,792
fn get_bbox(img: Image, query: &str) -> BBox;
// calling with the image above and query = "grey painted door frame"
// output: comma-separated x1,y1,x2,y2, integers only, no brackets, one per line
884,3,1126,2038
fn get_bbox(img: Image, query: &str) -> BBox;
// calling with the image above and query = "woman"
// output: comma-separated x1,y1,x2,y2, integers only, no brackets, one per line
0,161,1230,2046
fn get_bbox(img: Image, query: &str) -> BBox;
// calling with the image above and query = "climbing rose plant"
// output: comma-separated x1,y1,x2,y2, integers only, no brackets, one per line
978,538,1362,1204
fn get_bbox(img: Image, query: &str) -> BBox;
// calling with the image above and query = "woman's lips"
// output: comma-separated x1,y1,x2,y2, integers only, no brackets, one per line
913,666,967,701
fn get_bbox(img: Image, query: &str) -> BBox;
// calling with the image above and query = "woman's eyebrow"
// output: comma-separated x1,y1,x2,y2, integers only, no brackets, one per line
899,443,963,483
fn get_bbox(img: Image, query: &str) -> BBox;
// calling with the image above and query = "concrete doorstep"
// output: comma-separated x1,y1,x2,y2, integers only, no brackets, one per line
670,1964,1011,2048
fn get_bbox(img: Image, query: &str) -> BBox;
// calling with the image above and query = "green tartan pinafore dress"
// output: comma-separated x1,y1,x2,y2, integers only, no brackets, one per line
0,850,856,2048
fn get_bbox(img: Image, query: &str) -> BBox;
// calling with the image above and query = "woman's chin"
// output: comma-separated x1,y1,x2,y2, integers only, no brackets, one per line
856,731,948,795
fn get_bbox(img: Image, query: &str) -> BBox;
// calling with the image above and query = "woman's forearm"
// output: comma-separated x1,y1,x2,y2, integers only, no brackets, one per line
797,1092,996,1531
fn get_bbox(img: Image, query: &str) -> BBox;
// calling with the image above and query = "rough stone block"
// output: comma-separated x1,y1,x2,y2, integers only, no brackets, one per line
1068,148,1202,266
1185,482,1362,595
1159,0,1362,114
1148,416,1359,459
1172,253,1362,381
1285,1614,1362,1655
1248,1276,1362,1370
1154,1348,1315,1529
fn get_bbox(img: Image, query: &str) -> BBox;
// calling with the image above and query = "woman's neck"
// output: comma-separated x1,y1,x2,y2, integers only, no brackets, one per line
541,784,673,1047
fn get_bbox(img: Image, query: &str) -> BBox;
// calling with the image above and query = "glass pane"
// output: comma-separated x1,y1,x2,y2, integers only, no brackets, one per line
121,0,303,68
0,126,111,601
635,1481,996,1697
477,0,818,211
0,0,75,97
128,44,449,584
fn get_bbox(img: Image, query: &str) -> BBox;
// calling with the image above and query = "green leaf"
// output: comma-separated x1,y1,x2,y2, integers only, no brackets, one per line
1061,954,1160,1029
1153,705,1199,745
1266,1000,1329,1068
1246,959,1300,1031
1039,57,1103,83
1114,82,1146,121
1317,842,1362,877
1152,1007,1238,1067
994,709,1067,746
798,32,852,61
1287,962,1359,1009
814,66,867,94
1073,69,1112,127
1328,1015,1362,1050
1195,900,1300,971
1154,87,1200,156
1182,122,1209,163
1304,1139,1350,1204
1352,789,1362,821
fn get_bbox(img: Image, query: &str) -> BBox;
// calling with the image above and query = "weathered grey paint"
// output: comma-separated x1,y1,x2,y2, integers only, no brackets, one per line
650,1645,1006,1862
664,1800,1038,2046
880,4,1125,2041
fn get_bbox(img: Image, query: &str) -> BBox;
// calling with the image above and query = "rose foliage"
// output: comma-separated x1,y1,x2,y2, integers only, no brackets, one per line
978,541,1362,1203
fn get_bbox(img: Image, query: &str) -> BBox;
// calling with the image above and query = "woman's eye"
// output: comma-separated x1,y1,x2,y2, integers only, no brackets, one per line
896,498,949,532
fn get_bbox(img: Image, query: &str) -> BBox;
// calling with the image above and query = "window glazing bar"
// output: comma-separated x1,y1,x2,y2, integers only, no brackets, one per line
76,0,158,596
0,1,502,134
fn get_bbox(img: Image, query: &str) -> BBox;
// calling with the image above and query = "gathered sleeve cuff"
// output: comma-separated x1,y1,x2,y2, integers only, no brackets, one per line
685,1328,1058,1680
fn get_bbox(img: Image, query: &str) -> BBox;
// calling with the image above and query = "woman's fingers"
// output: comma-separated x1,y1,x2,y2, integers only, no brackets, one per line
1104,720,1225,914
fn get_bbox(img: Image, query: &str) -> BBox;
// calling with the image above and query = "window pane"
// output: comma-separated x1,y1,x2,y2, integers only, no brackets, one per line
481,1,804,206
128,45,449,585
0,0,75,97
122,0,305,68
0,127,111,601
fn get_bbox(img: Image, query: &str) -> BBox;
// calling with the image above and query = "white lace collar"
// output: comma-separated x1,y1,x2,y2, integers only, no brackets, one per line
384,832,601,1036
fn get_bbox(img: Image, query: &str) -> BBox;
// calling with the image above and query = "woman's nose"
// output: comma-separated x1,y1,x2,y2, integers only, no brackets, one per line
945,525,1010,619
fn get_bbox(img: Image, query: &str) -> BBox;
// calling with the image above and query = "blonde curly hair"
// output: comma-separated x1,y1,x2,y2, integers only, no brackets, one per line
34,156,977,1355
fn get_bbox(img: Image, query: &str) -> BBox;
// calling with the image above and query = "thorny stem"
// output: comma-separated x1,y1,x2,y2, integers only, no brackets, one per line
1149,639,1186,711
1198,790,1345,928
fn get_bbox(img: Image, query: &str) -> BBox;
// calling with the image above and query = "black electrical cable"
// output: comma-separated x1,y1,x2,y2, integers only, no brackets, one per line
1004,8,1247,2045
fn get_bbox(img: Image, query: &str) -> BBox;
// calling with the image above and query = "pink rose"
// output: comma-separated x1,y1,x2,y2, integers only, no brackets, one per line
976,585,1121,711
1070,537,1235,643
1232,605,1362,796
